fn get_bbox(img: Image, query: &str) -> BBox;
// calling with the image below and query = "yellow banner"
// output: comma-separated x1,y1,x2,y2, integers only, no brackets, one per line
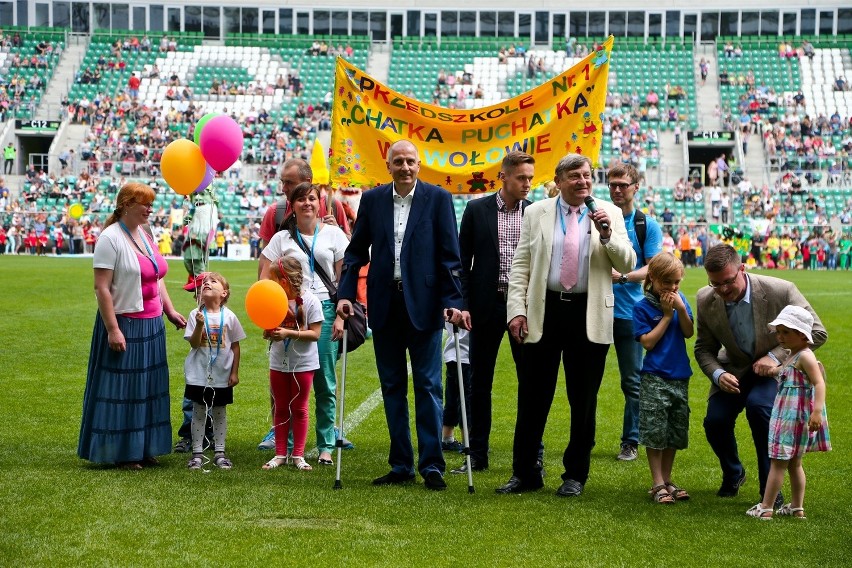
330,36,613,194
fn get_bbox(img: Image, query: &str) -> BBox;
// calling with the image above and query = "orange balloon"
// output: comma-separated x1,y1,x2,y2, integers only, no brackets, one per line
161,139,207,196
245,280,289,329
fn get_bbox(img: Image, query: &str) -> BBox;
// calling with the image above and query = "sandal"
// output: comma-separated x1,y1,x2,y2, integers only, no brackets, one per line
213,453,233,470
650,484,675,504
318,453,334,466
775,504,806,519
664,481,690,501
141,456,160,467
117,462,143,471
262,455,288,470
746,503,774,520
187,455,204,470
291,456,313,471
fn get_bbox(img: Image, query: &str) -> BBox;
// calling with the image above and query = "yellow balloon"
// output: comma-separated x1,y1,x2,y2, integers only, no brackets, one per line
161,139,207,196
69,203,85,219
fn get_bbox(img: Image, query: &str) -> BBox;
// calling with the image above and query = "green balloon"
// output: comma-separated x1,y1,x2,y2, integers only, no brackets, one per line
193,112,218,145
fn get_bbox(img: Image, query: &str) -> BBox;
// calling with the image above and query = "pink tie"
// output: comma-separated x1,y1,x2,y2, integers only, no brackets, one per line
560,205,579,290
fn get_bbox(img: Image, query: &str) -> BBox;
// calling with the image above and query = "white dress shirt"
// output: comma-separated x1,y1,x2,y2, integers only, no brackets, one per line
392,181,416,280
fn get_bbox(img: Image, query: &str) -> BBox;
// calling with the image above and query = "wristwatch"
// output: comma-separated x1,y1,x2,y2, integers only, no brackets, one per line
619,274,629,285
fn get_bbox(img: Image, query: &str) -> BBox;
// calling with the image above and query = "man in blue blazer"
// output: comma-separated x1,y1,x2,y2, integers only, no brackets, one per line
336,140,469,491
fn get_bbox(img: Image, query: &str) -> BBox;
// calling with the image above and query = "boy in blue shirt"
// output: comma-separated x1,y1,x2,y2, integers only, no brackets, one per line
633,252,694,504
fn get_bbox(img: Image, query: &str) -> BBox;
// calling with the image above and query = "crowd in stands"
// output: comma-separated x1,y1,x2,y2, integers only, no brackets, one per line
63,34,335,177
62,93,328,175
4,162,852,277
0,169,280,258
308,40,354,59
0,31,61,119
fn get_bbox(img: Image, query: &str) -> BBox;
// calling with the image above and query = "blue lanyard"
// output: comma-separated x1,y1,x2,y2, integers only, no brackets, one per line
558,197,587,235
295,223,319,279
202,306,224,369
119,221,158,280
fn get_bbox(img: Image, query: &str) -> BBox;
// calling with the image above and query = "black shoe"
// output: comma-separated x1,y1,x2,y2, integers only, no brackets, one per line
450,458,488,474
372,470,416,486
536,457,546,478
717,469,747,497
495,475,543,495
555,478,584,497
423,471,447,491
441,439,464,453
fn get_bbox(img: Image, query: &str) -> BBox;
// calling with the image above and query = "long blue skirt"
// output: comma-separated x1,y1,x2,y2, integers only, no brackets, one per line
78,312,172,464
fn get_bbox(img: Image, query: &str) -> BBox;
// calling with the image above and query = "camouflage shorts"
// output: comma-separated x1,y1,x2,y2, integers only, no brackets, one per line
639,373,690,450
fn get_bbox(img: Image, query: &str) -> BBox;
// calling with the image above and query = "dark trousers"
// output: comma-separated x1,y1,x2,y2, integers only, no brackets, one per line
372,288,444,477
703,371,776,497
443,361,472,429
468,292,524,464
512,293,609,484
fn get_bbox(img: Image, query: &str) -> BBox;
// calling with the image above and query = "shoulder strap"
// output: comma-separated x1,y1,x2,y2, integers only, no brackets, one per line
293,232,337,297
633,209,647,265
274,199,288,233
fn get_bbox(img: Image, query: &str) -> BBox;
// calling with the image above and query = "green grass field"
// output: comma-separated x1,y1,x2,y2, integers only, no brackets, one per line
1,256,850,567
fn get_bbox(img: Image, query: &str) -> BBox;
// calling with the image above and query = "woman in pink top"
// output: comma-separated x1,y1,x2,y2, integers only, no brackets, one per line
78,183,186,469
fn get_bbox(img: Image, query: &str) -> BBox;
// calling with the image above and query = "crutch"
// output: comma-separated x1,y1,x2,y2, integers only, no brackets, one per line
447,309,475,494
333,304,350,489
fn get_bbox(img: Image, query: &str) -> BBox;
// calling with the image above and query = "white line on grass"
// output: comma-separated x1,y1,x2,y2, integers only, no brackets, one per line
305,362,410,458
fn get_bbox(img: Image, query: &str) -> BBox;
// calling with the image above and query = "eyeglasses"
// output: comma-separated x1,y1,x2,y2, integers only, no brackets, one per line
564,173,593,182
608,182,636,191
708,267,742,289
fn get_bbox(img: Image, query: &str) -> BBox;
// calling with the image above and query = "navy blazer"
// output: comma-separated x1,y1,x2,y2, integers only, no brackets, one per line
459,192,530,318
338,180,464,332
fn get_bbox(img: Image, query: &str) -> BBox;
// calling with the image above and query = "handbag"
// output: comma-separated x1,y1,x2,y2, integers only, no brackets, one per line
294,234,368,354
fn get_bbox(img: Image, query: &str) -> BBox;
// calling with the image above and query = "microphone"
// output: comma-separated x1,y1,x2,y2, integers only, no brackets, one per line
584,196,609,231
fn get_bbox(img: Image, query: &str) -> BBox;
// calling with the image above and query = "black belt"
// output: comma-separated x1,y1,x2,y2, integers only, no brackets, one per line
546,290,588,302
392,280,404,291
497,289,507,301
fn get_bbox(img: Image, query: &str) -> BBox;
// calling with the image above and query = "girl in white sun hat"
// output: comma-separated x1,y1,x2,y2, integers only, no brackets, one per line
746,305,831,520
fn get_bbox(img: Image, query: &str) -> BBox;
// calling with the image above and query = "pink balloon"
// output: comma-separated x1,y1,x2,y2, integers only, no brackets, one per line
199,115,244,172
194,164,215,194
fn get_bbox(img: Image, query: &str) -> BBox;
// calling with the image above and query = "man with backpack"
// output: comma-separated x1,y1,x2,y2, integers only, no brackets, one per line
257,157,350,254
608,162,663,462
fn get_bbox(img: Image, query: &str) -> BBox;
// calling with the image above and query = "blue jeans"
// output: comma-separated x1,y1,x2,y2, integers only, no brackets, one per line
613,318,642,447
372,290,444,477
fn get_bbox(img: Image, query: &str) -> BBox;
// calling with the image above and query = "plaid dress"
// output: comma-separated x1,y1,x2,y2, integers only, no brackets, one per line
768,350,831,460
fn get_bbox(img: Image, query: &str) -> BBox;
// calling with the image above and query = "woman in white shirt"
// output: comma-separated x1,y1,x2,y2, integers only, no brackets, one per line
260,183,349,466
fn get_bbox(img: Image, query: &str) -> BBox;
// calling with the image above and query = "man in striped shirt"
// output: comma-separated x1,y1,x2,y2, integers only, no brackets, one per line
452,151,534,474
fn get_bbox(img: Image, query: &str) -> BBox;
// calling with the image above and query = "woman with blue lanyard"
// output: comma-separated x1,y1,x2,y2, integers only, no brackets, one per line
259,183,349,466
78,182,187,469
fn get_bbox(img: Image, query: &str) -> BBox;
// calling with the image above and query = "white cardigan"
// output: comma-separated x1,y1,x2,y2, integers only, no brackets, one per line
92,223,153,314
